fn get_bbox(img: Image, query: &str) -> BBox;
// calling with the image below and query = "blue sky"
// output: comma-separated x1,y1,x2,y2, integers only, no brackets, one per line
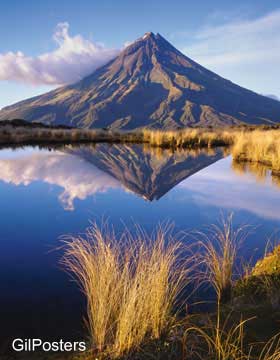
0,0,279,109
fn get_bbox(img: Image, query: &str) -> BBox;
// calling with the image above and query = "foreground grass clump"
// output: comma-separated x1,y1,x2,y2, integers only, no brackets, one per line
58,218,280,360
197,214,245,303
184,218,280,360
183,216,250,359
62,224,191,357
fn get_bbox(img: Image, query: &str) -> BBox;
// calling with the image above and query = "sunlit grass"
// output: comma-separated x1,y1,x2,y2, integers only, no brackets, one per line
195,214,250,304
231,130,280,173
1,123,280,174
61,223,193,357
59,217,280,359
141,128,236,148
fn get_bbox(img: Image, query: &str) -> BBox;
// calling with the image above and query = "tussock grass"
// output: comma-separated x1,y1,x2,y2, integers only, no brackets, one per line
141,128,236,148
61,223,192,357
0,126,121,145
59,219,280,359
1,123,280,174
196,214,249,304
231,130,280,173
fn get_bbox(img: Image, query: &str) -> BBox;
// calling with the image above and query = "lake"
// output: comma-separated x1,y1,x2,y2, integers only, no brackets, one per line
0,143,280,348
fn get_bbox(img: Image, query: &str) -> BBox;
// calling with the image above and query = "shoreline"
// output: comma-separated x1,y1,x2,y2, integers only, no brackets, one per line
0,122,280,175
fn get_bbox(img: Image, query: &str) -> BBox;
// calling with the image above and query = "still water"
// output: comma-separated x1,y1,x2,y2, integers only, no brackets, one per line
0,143,279,345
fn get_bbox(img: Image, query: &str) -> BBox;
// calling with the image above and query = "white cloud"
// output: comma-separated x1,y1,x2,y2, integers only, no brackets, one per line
181,9,280,95
0,148,120,210
0,22,120,85
185,10,280,67
178,157,280,221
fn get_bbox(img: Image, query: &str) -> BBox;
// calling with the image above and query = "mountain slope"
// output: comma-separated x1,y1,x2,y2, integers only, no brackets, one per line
1,32,280,129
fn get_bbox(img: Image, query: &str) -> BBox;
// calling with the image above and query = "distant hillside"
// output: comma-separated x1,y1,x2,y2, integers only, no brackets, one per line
0,32,280,129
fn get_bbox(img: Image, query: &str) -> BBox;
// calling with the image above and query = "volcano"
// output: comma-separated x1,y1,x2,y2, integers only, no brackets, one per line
1,32,280,129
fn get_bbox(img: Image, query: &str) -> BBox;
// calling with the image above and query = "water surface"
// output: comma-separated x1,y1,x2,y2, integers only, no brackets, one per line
0,144,279,346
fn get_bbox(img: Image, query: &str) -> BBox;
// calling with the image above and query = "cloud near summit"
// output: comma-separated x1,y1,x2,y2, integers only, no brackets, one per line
0,22,120,86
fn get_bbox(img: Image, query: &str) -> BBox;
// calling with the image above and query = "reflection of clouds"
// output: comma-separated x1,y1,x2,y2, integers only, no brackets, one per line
179,157,280,220
0,149,120,210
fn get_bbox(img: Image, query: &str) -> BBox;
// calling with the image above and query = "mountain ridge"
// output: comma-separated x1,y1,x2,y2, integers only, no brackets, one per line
0,31,280,129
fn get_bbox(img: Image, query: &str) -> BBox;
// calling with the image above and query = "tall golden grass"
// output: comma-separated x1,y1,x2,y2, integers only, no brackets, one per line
62,223,192,357
141,128,236,148
60,219,280,359
231,130,280,173
142,128,280,175
196,214,249,304
1,124,280,174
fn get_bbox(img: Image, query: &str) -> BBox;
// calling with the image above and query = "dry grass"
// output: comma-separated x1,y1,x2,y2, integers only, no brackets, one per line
184,312,250,360
141,128,280,175
58,219,280,359
258,333,280,360
141,128,236,148
61,223,192,357
1,124,280,174
0,126,124,145
184,310,280,360
231,130,280,173
196,214,249,304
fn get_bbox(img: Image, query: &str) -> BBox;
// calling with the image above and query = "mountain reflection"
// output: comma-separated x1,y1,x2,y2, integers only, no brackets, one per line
66,144,226,201
0,144,225,210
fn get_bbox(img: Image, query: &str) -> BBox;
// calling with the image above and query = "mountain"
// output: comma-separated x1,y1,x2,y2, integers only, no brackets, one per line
1,32,280,129
66,143,225,200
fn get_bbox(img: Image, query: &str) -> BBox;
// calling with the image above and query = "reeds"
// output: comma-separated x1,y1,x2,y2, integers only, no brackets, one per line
61,223,191,357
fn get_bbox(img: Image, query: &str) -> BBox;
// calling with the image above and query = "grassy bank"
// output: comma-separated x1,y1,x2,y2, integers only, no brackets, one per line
231,130,280,174
58,218,280,359
1,121,280,173
142,128,280,174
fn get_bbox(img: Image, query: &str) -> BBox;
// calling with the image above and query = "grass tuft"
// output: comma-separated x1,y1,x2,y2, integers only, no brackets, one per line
61,223,192,357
